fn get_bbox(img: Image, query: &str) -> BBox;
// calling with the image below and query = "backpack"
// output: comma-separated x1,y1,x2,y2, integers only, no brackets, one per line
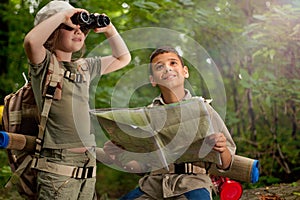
2,81,39,199
1,54,64,200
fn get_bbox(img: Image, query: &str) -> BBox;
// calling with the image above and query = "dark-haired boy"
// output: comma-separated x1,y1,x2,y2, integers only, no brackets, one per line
106,46,236,200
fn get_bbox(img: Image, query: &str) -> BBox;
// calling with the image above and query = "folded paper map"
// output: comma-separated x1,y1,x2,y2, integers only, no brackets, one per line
90,97,222,167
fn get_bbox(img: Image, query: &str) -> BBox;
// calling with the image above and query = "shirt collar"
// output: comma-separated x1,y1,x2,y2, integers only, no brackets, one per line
151,89,192,106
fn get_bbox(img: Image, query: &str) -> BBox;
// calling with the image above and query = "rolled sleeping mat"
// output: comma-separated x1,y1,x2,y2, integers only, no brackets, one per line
0,131,113,164
0,131,36,151
209,155,260,183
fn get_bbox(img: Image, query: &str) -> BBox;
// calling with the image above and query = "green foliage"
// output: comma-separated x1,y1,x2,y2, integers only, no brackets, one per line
0,151,11,186
0,0,33,104
96,164,140,199
0,0,300,198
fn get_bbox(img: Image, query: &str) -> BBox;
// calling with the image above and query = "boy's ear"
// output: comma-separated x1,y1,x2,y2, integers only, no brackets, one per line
183,66,189,78
149,75,157,87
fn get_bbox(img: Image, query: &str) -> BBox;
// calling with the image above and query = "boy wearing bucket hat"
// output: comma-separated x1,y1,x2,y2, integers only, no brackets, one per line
24,0,131,199
104,46,236,199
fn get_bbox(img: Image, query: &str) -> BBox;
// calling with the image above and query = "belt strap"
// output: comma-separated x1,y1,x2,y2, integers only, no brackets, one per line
34,158,96,179
151,163,206,175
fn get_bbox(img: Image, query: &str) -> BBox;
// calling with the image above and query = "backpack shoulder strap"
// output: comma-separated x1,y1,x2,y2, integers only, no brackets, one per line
43,54,64,100
31,54,64,168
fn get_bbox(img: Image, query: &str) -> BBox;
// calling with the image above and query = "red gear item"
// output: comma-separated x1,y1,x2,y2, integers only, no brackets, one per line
220,178,243,200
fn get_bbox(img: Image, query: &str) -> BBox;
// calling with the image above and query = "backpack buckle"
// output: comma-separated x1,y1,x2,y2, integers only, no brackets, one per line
45,86,56,99
64,70,83,83
72,166,95,179
174,163,195,175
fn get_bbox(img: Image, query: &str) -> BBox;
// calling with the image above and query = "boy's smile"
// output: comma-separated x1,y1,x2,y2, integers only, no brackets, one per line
150,52,189,89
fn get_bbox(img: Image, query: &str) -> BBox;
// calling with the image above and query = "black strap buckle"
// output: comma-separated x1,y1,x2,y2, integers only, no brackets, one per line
73,166,94,179
174,163,194,174
45,85,56,98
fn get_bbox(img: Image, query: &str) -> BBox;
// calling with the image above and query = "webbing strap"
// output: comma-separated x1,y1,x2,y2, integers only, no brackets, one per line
31,55,63,169
64,70,84,83
64,58,87,83
45,54,64,99
150,163,206,175
9,110,22,125
5,155,33,188
34,158,96,179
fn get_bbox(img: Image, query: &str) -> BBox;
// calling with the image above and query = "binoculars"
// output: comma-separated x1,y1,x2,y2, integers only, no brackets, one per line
71,12,110,29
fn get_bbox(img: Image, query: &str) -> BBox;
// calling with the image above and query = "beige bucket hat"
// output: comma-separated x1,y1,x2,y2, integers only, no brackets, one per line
34,0,74,26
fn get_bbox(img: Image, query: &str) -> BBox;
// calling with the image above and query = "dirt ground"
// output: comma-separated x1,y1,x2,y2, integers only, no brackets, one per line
240,180,300,200
1,180,300,200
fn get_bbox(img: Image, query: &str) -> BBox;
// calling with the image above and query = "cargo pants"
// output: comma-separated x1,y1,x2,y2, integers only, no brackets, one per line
37,148,97,200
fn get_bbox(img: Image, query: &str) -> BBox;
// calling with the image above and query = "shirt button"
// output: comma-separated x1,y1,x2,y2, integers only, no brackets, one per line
164,175,169,179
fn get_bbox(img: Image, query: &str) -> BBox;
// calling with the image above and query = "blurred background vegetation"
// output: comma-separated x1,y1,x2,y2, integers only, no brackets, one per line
0,0,299,199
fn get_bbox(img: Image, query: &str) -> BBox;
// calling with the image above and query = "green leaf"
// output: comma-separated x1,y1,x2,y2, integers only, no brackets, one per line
133,1,160,10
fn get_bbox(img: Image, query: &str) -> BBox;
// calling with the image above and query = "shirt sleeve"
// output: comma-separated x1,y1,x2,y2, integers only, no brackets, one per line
29,50,51,78
206,103,236,171
206,103,236,156
84,56,102,80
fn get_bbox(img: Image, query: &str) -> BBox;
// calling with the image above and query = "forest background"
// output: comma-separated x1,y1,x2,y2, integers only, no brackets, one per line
0,0,299,199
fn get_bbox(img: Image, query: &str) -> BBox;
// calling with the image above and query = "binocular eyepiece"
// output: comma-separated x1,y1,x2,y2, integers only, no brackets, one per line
71,12,110,29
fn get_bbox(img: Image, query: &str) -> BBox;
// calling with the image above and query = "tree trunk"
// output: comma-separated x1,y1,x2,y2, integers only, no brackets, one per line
0,0,9,75
246,55,257,142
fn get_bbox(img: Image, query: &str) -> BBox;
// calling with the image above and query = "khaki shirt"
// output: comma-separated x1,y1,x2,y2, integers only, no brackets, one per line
29,51,102,149
138,89,236,199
